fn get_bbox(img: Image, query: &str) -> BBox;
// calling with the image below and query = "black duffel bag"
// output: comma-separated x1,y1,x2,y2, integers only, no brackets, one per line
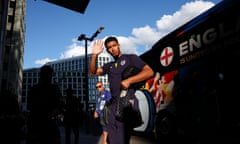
100,101,111,127
115,66,144,128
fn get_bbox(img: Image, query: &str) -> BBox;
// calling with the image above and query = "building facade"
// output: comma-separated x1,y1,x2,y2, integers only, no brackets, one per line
22,53,112,111
0,0,26,103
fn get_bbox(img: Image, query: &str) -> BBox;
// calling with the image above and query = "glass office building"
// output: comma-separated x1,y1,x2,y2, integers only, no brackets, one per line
22,53,112,111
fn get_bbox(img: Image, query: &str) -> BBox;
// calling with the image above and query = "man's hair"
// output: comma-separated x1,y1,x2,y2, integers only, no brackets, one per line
40,65,53,75
39,65,53,83
104,36,118,47
95,81,103,85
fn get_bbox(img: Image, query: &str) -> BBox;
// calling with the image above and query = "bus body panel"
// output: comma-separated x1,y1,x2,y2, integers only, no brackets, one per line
135,0,240,143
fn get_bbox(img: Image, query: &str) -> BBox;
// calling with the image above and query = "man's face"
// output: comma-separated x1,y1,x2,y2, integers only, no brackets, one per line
106,41,121,58
96,83,103,92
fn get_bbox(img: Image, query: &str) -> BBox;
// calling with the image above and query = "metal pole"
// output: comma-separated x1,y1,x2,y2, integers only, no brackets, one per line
84,38,89,112
78,26,104,112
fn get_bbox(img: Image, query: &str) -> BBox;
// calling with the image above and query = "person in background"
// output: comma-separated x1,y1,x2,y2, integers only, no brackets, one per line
0,89,25,144
94,81,112,144
27,65,62,144
89,36,154,144
63,87,82,144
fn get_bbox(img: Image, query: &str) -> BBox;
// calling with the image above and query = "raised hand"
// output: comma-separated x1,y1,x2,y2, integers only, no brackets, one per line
92,39,104,55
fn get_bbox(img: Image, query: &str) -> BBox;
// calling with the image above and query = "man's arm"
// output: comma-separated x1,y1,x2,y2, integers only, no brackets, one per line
89,54,98,75
89,40,104,76
121,64,154,89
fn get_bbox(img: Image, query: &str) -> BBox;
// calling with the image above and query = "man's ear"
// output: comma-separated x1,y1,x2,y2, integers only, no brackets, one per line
107,49,110,54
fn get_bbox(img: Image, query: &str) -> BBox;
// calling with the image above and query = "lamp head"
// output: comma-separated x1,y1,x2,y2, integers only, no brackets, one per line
98,26,104,33
78,34,86,41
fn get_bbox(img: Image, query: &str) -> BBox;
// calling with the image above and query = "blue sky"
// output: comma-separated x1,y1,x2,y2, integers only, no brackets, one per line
24,0,222,69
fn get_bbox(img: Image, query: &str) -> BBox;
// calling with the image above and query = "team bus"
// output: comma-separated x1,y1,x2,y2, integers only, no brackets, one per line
133,0,240,143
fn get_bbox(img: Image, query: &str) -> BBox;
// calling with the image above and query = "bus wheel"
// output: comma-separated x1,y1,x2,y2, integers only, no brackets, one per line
155,109,176,143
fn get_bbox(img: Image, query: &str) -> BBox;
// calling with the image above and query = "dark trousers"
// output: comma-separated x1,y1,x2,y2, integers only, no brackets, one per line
65,125,80,144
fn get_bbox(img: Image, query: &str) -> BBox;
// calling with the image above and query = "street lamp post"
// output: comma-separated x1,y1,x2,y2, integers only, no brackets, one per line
78,26,104,112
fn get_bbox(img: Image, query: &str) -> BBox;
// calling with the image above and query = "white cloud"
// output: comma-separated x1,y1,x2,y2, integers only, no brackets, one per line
131,25,161,51
129,0,214,53
60,38,85,59
117,36,137,54
35,57,57,65
156,0,214,35
121,0,215,55
35,0,216,64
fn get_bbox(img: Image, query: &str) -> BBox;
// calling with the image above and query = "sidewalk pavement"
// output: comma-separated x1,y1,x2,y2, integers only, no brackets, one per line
59,126,103,144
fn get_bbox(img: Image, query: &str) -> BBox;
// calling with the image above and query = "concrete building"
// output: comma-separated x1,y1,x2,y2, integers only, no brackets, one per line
0,0,26,103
